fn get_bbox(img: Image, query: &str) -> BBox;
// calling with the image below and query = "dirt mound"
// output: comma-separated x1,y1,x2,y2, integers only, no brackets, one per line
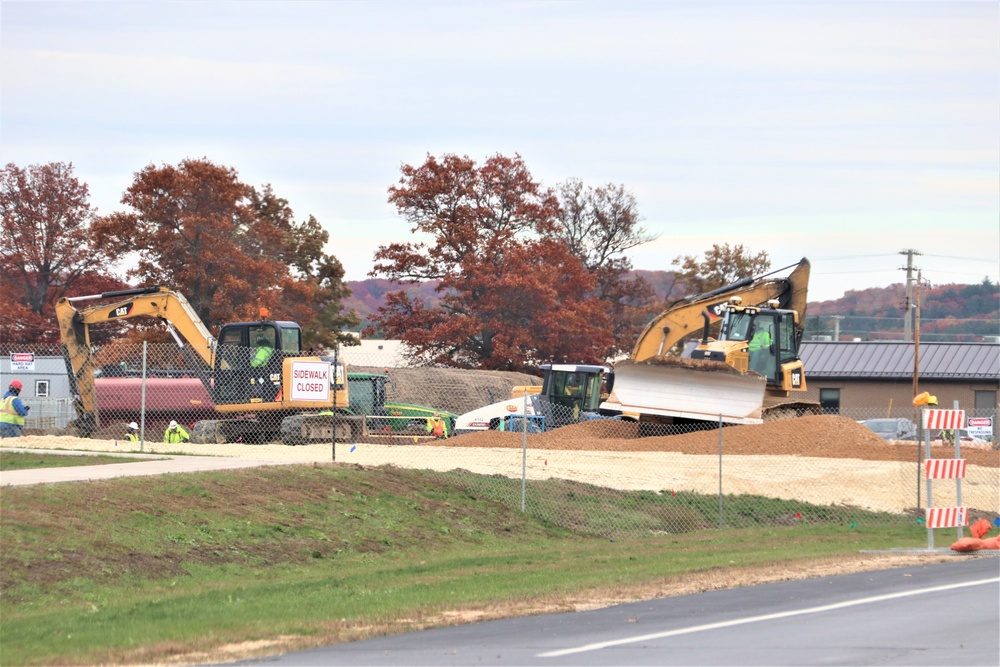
444,415,1000,468
351,367,540,416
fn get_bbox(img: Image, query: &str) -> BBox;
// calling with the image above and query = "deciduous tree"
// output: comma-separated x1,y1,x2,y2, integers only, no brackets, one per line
368,153,614,370
0,162,123,345
553,179,658,357
91,158,356,345
672,243,771,295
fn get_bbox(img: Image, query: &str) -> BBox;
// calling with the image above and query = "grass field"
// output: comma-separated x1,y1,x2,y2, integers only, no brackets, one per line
1,460,940,666
0,451,156,471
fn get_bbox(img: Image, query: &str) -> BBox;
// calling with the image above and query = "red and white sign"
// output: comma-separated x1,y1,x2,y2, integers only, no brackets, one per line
289,361,331,402
966,417,994,441
925,506,968,528
10,352,34,372
922,409,965,430
925,459,967,479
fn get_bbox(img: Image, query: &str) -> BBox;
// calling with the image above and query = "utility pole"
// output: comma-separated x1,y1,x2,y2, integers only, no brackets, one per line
900,249,922,342
831,316,844,341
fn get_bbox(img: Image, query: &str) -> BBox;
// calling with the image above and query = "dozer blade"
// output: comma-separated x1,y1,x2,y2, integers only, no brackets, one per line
602,357,767,425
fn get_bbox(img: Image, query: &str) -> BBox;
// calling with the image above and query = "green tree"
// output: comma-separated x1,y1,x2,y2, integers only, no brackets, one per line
368,153,614,370
672,243,771,295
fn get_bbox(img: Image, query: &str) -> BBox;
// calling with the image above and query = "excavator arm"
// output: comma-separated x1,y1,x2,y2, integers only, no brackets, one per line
55,286,217,435
631,258,810,360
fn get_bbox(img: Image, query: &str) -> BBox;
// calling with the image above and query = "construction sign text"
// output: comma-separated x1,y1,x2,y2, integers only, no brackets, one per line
290,361,331,402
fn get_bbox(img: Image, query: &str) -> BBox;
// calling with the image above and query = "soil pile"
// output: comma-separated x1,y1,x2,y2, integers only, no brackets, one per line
444,415,1000,468
352,367,540,416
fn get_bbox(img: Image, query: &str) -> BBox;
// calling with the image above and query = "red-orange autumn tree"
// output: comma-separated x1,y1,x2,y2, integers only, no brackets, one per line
0,162,127,347
367,153,616,371
91,158,357,347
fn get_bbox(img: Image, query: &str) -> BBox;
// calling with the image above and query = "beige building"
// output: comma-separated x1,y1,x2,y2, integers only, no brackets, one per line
799,341,999,426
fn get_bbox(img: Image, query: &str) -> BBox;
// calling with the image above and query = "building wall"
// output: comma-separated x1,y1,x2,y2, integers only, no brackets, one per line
801,379,999,419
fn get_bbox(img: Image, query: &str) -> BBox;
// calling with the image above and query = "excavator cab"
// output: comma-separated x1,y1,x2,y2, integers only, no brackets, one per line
214,320,302,404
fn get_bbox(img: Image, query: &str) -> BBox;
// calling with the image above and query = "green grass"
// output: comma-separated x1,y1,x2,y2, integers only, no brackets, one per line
1,463,934,666
0,451,157,471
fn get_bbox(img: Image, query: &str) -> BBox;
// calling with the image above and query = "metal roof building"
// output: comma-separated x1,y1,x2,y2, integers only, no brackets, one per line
800,341,1000,380
797,342,999,425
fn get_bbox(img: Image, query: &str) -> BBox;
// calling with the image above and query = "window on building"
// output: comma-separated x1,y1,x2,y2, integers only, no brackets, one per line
35,380,49,398
819,388,840,414
974,390,997,417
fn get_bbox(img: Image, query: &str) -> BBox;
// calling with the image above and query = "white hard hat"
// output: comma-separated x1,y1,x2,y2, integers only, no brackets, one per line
129,422,139,429
169,420,178,428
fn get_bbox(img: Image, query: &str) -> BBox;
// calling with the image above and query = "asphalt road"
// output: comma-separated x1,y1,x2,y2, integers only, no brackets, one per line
224,558,1000,667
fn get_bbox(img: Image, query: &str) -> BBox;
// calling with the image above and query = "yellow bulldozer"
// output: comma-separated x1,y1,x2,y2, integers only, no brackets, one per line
601,258,820,427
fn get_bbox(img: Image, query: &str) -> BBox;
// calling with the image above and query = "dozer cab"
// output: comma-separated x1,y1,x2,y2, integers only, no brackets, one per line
453,363,612,432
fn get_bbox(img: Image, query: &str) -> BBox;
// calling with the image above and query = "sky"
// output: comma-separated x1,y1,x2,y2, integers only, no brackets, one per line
2,0,998,303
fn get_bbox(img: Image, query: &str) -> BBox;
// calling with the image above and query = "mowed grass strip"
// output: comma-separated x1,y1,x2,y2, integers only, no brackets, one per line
1,463,925,666
0,451,159,471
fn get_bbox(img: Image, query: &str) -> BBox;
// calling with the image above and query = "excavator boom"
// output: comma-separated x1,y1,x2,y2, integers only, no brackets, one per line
55,286,217,435
632,258,810,360
604,258,815,427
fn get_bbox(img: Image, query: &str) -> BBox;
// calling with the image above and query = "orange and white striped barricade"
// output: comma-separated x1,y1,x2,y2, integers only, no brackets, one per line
921,408,967,549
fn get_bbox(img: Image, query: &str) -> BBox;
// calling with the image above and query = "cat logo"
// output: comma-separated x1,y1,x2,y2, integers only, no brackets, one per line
108,303,134,319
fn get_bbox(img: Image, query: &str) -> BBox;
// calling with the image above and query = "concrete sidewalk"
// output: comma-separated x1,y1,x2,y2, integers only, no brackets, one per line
0,448,301,487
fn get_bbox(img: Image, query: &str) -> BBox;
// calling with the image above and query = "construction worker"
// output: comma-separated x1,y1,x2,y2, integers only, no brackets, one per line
164,420,190,443
0,380,30,438
426,412,449,439
748,323,774,377
251,333,274,368
124,422,140,442
940,428,955,445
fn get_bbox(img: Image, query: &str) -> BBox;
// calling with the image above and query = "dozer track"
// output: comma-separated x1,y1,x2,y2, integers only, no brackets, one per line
761,398,824,422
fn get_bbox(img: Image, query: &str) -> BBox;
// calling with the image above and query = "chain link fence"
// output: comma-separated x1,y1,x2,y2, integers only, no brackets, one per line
2,343,997,539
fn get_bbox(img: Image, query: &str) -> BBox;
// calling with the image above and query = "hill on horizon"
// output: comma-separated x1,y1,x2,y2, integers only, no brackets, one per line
343,273,999,343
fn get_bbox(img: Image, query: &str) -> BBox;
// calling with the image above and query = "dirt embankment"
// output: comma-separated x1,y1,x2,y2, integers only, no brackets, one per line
443,415,1000,468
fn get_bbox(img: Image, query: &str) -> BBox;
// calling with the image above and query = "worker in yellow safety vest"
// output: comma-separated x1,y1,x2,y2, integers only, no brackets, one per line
0,380,30,438
426,412,449,439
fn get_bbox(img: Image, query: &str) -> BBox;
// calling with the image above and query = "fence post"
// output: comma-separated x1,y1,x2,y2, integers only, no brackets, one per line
718,413,723,529
140,341,147,452
521,392,528,513
332,348,338,462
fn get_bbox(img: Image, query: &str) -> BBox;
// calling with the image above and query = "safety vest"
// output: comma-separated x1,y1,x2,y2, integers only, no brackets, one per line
125,432,139,442
164,426,189,443
748,330,772,351
251,346,274,368
428,417,446,437
0,396,25,427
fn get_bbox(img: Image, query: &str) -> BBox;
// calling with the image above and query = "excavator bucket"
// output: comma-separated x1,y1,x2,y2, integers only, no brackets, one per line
602,357,767,425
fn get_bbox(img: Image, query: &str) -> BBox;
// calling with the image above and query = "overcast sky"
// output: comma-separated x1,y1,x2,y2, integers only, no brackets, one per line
2,0,997,303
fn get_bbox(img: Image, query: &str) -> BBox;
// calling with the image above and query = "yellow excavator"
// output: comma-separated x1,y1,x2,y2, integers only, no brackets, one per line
55,285,362,444
601,258,819,426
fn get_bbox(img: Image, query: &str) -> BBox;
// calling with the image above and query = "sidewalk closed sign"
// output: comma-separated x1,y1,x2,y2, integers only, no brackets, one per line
966,417,994,441
290,361,331,402
10,353,34,372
